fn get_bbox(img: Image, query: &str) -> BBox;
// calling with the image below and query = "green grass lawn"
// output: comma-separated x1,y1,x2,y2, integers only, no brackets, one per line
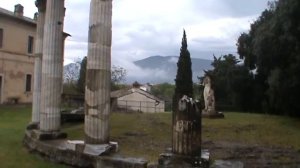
202,112,300,149
64,112,172,162
65,112,300,162
1,105,300,166
0,105,66,168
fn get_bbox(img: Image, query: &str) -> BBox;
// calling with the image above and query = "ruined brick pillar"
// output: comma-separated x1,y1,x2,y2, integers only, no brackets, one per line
40,0,65,132
84,0,112,144
31,0,46,125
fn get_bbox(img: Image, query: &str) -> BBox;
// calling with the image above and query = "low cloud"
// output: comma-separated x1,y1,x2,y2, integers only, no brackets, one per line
168,57,178,64
0,0,269,83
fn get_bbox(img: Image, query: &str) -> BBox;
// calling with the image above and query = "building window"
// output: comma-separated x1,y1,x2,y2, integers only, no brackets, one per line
0,28,3,48
27,36,34,53
25,74,32,92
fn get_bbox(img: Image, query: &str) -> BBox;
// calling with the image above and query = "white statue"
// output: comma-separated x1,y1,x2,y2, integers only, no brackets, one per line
202,76,215,113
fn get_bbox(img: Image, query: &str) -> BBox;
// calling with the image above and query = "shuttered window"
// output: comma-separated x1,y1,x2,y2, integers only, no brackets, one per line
28,36,34,53
25,74,32,92
0,28,3,48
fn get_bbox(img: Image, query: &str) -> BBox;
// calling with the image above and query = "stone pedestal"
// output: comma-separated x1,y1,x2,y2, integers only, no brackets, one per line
158,149,210,168
24,130,148,168
39,0,65,133
28,130,67,141
84,0,112,144
67,140,118,156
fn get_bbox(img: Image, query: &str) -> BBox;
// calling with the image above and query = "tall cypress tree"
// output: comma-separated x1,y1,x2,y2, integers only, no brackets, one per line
77,56,87,94
173,30,193,112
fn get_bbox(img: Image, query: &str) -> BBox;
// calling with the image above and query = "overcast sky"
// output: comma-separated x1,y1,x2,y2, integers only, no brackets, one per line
0,0,269,79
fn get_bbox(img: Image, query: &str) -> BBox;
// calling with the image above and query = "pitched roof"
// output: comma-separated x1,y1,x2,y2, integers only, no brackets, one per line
0,7,36,26
0,6,71,38
111,88,164,102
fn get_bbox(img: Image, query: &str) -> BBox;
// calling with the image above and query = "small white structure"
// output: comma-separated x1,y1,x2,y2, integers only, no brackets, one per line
139,83,152,92
111,87,165,113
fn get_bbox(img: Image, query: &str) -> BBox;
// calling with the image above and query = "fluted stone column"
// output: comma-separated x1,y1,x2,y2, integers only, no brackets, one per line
40,0,65,132
31,0,46,125
84,0,112,144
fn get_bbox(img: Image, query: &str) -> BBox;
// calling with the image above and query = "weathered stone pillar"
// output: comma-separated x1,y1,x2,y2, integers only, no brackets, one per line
159,95,205,167
40,0,65,132
31,0,46,126
172,95,201,156
84,0,112,144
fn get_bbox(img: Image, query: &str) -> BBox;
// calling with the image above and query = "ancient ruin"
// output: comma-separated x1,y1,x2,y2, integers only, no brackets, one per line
202,75,224,118
84,0,112,144
158,95,209,167
39,0,65,135
202,76,215,114
24,0,208,167
30,0,45,128
173,95,202,155
24,0,147,167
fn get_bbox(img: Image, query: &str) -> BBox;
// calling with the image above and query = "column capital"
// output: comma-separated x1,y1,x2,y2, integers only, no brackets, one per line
35,0,46,12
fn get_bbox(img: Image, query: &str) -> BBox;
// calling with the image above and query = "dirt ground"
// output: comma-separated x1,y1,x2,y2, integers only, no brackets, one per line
203,140,300,168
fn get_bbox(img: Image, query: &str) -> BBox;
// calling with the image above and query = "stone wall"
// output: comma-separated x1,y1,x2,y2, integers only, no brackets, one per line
0,7,36,104
0,52,34,104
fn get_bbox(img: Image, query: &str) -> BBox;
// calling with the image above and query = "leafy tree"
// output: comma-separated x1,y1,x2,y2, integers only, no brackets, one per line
201,54,255,111
77,56,127,93
111,65,126,84
151,83,175,111
237,0,300,116
62,83,78,95
132,81,141,88
173,30,193,112
111,66,127,90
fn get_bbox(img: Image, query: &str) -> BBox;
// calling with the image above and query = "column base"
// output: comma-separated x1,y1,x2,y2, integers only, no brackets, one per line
158,149,210,168
67,140,118,156
26,122,39,130
28,130,67,141
24,131,148,167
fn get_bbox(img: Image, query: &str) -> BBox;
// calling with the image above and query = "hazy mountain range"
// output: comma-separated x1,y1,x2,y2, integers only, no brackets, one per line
129,56,212,83
63,55,212,84
63,62,80,83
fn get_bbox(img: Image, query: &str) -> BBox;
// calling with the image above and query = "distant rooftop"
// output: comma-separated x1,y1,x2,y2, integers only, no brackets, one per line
0,5,36,26
111,87,163,102
0,5,70,37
